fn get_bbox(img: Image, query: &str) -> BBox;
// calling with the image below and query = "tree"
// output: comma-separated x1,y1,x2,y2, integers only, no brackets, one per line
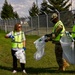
48,0,71,12
14,11,19,18
47,0,73,27
29,2,39,17
40,0,51,15
1,0,19,19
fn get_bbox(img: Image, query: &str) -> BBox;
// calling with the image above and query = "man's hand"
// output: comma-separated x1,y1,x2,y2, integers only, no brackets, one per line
52,33,56,39
45,39,48,42
45,34,52,37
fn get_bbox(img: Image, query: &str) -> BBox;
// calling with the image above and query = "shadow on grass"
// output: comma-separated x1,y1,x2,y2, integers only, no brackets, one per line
25,67,75,74
0,65,75,74
0,65,12,71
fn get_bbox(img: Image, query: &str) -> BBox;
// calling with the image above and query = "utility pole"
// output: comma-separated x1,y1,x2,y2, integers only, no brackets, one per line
0,12,1,19
36,0,38,7
71,0,72,11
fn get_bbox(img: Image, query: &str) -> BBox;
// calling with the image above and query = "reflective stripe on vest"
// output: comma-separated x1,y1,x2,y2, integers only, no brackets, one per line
52,20,65,41
11,31,24,48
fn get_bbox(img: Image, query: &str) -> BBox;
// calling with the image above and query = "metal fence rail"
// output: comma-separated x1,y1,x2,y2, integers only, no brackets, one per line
0,10,74,36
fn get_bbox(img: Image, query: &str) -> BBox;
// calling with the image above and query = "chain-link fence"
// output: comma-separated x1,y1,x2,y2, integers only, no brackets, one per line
0,10,74,36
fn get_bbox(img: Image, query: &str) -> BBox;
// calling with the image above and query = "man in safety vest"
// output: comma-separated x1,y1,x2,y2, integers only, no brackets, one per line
45,13,70,71
72,24,75,39
5,23,26,74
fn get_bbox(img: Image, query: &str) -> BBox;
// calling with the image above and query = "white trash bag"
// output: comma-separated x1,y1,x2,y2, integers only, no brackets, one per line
34,36,46,60
60,33,75,64
15,49,26,63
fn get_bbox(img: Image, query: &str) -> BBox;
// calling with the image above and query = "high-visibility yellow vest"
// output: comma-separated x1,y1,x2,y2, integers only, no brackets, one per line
52,20,65,41
72,25,75,38
11,31,24,48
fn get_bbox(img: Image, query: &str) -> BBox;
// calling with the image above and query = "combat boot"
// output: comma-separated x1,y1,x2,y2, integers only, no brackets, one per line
62,59,70,71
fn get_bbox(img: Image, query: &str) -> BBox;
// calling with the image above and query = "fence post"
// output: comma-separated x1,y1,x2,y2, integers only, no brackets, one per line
5,23,7,33
30,16,33,35
43,12,48,34
38,15,40,35
36,14,40,35
55,9,60,20
46,14,48,34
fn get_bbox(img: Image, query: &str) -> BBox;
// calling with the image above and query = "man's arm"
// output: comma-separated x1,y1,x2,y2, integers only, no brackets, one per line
52,25,63,38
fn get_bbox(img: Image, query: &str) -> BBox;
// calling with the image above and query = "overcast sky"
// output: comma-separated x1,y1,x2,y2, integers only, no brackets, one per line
0,0,75,17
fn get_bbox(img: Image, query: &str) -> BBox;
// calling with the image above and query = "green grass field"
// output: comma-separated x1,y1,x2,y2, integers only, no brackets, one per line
0,30,75,75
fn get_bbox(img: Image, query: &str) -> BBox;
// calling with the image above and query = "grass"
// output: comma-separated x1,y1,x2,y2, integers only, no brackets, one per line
0,30,75,75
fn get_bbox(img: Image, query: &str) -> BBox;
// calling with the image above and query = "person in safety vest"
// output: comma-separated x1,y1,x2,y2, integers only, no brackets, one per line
5,23,26,74
72,21,75,39
45,13,70,71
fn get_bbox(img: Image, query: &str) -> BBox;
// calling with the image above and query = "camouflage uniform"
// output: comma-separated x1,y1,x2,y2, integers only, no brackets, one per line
55,43,63,69
51,13,69,71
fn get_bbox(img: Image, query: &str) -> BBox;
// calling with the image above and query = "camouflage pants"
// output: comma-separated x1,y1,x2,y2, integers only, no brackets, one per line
55,43,63,68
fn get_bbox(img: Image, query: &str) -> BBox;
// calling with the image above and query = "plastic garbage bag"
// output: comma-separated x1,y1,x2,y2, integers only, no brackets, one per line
34,36,46,60
15,49,26,63
60,34,75,64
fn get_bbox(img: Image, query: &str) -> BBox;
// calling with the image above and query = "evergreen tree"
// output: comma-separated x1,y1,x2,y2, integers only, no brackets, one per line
1,0,19,19
29,2,39,17
40,0,50,15
14,11,19,18
48,0,71,12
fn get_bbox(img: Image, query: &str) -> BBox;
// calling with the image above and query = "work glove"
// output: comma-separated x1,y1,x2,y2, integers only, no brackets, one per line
69,32,71,34
45,34,51,37
23,47,26,51
45,39,48,42
45,34,49,37
9,35,14,39
52,33,56,39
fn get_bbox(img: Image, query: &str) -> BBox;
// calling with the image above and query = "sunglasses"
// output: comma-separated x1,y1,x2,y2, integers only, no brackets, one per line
17,26,22,28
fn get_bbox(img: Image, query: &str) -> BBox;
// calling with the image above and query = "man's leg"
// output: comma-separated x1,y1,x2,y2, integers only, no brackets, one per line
55,44,63,70
55,44,70,71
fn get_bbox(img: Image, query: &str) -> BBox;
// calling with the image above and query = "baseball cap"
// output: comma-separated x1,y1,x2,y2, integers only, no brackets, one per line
51,13,58,21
